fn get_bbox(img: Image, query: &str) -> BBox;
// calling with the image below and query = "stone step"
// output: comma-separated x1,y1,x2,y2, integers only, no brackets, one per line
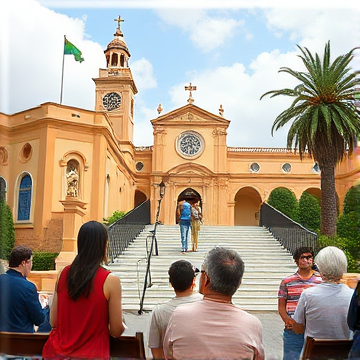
106,225,296,311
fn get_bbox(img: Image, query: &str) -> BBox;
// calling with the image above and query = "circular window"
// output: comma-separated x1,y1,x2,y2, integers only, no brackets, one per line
19,143,32,163
282,163,292,173
136,162,144,171
176,131,205,159
250,162,260,173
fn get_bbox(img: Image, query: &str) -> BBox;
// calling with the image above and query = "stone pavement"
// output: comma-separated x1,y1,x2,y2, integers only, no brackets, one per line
123,309,284,360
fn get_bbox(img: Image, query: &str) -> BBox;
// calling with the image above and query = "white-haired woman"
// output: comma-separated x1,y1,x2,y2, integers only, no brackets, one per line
293,246,353,341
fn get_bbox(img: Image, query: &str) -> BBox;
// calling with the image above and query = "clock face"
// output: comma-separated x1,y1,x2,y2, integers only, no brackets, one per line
177,131,204,157
102,92,121,111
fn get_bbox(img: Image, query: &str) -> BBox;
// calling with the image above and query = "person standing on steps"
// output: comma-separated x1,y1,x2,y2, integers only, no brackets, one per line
278,246,322,360
176,199,191,253
190,201,202,252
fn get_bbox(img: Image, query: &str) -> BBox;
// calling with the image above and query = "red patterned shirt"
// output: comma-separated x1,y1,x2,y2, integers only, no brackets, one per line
278,272,322,317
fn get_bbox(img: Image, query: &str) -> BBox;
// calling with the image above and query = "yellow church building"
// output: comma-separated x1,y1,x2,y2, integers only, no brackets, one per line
0,22,359,258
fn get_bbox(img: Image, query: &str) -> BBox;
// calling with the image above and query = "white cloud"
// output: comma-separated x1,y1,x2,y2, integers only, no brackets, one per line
0,0,104,114
264,8,360,58
190,18,244,52
131,58,157,90
156,9,245,53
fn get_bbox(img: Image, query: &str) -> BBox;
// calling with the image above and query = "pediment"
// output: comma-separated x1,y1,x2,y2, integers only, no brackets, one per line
151,104,230,127
166,162,215,177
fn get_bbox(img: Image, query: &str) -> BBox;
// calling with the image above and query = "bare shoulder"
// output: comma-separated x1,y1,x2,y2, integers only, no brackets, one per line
105,272,121,285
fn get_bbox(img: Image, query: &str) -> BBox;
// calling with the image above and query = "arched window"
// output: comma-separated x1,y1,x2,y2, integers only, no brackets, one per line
17,174,32,221
111,53,118,66
0,177,6,200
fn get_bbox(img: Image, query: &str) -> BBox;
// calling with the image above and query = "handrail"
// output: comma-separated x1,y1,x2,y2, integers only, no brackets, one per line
107,200,150,263
260,202,319,255
138,193,164,314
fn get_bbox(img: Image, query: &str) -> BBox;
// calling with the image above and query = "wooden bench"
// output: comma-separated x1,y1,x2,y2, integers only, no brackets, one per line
301,336,353,360
0,331,145,359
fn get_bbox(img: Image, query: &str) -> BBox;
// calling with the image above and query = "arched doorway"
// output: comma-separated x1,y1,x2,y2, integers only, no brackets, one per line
176,188,202,223
234,187,262,226
134,190,147,208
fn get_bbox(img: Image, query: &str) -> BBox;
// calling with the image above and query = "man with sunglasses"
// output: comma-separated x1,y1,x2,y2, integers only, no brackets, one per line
278,246,322,360
0,245,46,333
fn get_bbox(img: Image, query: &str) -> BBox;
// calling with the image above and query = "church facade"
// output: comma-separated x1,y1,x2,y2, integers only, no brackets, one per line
0,23,359,256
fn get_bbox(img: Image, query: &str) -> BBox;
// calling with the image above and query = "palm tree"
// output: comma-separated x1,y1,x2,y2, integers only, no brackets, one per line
261,41,360,236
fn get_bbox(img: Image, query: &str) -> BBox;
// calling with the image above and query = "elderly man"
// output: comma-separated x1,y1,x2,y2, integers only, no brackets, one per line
293,246,353,341
163,247,264,360
0,245,46,332
148,260,202,359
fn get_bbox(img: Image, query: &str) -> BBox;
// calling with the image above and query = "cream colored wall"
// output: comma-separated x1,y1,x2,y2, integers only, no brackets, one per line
153,126,223,174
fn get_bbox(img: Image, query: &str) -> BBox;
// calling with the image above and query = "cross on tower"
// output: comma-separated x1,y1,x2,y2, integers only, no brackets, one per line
114,15,124,31
185,82,197,104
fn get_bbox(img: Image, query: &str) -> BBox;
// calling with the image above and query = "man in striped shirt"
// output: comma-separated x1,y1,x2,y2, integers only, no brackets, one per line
278,247,322,360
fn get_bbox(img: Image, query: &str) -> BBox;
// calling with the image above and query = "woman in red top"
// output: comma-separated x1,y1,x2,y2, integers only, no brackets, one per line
43,221,124,359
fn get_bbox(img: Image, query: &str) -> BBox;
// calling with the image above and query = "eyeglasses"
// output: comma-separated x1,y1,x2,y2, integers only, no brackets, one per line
299,255,313,260
192,265,200,276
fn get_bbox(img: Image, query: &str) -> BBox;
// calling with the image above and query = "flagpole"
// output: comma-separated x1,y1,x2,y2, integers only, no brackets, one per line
60,35,66,104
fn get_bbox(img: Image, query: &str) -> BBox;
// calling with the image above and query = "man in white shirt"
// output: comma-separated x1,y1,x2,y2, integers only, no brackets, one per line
293,246,353,341
148,260,202,359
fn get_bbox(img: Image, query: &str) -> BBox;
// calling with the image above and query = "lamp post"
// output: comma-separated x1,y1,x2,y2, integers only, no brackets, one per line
153,181,166,255
138,180,166,314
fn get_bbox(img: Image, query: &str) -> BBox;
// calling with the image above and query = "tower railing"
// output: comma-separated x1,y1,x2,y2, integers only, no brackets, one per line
260,202,319,255
107,200,150,263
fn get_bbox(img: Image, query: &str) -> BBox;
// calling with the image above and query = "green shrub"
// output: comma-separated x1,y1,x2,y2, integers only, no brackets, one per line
268,187,299,221
343,185,360,215
318,235,359,272
104,210,127,226
337,211,360,242
32,252,59,271
0,198,15,260
298,192,321,232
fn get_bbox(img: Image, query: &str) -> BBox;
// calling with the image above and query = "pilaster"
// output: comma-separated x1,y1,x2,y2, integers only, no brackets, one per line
55,197,87,270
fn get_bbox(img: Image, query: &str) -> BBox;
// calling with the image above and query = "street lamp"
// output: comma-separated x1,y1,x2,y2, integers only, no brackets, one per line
153,180,166,255
159,181,166,199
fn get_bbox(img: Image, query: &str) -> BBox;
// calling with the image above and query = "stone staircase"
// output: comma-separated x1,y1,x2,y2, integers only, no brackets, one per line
105,225,297,312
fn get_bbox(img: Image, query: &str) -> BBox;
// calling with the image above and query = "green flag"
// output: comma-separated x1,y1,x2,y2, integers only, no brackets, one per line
64,38,84,62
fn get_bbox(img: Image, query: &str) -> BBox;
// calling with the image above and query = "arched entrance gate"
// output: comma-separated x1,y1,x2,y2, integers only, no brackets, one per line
176,188,202,223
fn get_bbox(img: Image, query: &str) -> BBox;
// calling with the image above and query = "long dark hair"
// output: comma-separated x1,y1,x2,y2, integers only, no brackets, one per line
67,221,108,301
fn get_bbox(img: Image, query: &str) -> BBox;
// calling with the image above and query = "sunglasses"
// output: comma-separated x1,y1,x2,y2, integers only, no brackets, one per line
299,255,313,260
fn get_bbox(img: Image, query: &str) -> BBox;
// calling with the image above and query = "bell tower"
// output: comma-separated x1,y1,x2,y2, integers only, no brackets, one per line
93,16,138,145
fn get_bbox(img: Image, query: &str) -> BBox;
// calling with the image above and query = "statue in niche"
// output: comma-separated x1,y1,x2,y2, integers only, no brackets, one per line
66,165,79,197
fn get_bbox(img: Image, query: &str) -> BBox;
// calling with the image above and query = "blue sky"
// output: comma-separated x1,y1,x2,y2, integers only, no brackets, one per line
1,1,359,147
